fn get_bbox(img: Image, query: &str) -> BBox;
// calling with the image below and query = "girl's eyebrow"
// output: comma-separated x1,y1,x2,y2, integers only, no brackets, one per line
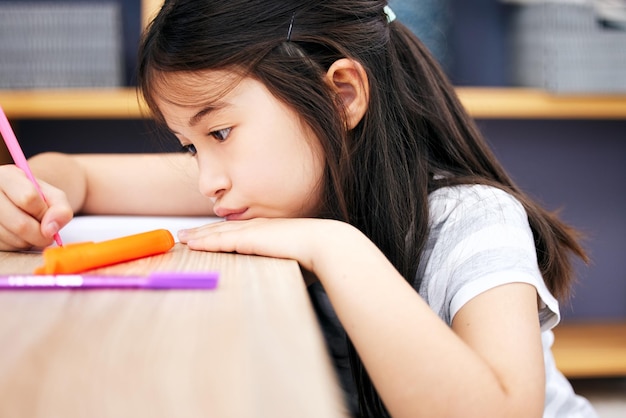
188,101,229,127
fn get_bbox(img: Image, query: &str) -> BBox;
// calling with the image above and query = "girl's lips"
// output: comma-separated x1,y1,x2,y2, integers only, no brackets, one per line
214,207,248,220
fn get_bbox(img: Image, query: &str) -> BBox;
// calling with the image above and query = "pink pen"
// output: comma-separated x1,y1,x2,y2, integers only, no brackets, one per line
0,104,63,246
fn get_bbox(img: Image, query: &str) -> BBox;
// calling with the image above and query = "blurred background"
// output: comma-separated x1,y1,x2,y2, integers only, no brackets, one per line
0,0,625,414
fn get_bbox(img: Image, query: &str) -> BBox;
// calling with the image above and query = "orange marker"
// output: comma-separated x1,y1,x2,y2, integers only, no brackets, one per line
34,229,175,275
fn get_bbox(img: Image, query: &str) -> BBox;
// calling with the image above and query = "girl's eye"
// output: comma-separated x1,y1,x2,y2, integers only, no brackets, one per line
181,143,197,156
210,127,231,142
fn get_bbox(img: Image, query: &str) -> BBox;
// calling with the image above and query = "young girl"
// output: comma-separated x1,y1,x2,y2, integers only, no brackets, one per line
0,1,598,417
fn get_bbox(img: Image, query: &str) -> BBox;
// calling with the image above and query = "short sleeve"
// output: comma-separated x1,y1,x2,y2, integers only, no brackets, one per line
417,185,560,331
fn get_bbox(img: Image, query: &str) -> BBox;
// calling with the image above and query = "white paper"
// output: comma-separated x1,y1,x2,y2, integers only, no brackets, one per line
58,215,223,244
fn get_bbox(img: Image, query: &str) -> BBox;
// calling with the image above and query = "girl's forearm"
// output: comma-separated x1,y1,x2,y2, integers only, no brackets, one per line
30,152,214,216
312,224,539,417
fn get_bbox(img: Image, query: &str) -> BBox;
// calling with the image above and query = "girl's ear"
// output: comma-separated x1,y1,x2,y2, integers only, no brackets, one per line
324,58,369,130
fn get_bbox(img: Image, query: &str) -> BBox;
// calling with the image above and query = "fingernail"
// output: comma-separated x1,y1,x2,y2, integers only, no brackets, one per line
44,221,60,238
177,229,188,240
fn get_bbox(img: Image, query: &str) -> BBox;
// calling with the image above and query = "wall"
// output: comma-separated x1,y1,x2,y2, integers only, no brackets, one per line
479,119,626,320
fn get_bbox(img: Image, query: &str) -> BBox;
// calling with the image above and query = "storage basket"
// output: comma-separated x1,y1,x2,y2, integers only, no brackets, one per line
390,0,451,71
508,1,626,94
0,2,123,89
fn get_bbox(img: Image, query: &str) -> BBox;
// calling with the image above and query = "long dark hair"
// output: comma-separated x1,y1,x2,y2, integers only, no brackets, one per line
137,1,587,416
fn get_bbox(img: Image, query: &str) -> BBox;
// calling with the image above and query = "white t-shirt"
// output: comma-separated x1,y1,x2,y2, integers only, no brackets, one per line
419,184,597,417
309,184,597,417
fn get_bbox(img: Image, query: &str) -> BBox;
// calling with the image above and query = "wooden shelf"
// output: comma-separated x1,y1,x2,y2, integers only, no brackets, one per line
457,88,626,119
552,322,626,378
0,89,148,119
1,87,626,120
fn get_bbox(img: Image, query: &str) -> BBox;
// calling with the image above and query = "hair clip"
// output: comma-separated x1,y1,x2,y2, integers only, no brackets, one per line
287,12,296,41
383,5,396,24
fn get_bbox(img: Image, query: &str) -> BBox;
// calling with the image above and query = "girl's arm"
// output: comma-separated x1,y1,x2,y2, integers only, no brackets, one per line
29,152,214,216
179,218,545,418
316,226,545,418
0,152,213,250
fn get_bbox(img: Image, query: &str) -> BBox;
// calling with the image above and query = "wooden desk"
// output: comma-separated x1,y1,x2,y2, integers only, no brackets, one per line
0,245,349,418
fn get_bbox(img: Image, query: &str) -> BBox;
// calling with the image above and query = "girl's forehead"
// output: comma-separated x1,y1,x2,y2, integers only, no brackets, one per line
153,69,243,107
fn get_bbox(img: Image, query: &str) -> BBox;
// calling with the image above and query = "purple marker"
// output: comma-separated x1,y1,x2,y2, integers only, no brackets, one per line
0,271,219,290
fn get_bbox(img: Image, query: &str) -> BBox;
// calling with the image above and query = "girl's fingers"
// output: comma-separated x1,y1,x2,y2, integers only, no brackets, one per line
179,219,266,253
0,197,53,250
0,166,50,220
38,182,74,238
0,226,30,251
179,218,257,242
0,165,73,249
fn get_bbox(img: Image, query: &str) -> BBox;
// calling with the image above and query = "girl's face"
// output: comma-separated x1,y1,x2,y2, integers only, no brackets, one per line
155,71,326,221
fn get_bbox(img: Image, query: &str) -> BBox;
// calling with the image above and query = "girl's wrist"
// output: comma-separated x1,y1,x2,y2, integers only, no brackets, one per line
308,219,382,283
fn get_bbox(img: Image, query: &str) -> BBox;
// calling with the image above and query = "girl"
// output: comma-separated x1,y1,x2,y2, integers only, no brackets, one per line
0,1,597,417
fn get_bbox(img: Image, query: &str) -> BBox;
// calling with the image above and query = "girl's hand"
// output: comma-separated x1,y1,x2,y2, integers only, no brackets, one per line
178,217,362,274
178,217,396,292
0,164,73,251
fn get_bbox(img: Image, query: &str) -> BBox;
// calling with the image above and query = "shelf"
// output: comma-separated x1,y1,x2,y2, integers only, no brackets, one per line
552,321,626,378
0,89,148,119
1,88,626,120
457,88,626,120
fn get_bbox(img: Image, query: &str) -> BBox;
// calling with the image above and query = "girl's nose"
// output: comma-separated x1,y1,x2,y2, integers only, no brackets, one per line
196,156,230,198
